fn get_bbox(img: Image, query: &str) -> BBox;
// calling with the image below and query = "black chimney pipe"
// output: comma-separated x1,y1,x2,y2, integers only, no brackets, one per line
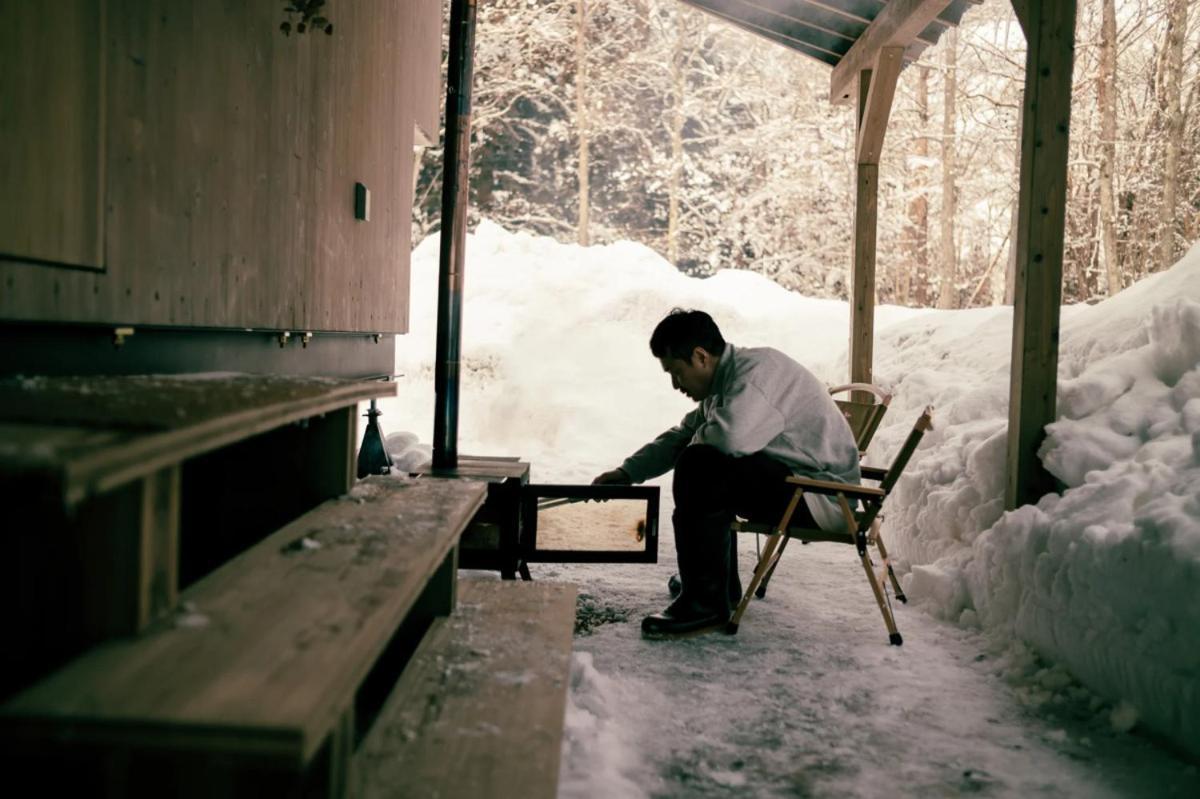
433,0,478,470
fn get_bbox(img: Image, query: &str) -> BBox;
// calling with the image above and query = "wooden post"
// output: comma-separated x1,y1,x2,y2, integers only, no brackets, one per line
327,707,356,799
830,1,955,104
305,406,356,502
74,466,181,640
1006,0,1076,509
851,151,878,386
850,48,902,391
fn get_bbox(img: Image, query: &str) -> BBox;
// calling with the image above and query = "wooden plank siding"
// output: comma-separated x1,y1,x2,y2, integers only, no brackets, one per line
406,3,444,147
0,0,106,271
0,0,442,334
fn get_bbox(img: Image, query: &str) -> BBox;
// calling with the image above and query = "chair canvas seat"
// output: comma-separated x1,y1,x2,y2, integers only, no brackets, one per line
733,520,856,546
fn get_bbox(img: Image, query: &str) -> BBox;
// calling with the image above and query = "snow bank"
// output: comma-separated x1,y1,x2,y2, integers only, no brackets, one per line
867,245,1200,758
558,652,652,798
968,296,1200,757
393,220,920,482
388,221,1200,759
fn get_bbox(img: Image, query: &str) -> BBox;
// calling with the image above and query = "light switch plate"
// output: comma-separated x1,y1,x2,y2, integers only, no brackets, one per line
354,182,370,221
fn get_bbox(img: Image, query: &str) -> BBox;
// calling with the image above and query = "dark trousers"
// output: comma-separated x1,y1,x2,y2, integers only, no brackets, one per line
669,445,816,607
672,444,817,528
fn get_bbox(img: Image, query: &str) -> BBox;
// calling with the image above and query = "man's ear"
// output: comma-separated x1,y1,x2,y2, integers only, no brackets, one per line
692,346,710,368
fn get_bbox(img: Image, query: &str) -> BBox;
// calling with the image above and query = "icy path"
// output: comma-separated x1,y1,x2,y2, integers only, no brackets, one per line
544,499,1199,798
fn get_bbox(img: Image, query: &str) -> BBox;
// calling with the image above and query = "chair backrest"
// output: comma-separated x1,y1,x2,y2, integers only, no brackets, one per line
852,406,934,531
829,382,891,455
879,406,934,494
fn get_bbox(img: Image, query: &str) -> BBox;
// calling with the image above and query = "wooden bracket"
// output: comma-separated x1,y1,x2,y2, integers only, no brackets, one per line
1010,0,1030,35
856,47,904,165
831,0,955,104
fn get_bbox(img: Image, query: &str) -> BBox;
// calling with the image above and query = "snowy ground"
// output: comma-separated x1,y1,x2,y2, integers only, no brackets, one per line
547,504,1197,798
379,222,1200,797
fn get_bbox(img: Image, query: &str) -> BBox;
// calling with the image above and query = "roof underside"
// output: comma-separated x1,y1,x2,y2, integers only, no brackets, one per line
679,0,977,70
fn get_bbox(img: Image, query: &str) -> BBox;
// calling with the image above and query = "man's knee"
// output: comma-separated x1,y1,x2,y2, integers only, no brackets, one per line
674,444,728,479
673,445,731,507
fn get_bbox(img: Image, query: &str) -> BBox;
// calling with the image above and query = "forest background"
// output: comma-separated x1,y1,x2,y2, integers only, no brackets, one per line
411,0,1200,309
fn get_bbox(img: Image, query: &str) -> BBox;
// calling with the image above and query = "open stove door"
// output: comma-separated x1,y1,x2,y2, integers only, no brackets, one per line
521,484,659,564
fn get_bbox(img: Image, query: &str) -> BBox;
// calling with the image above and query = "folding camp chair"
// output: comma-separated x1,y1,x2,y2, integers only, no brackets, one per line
727,406,934,645
747,382,892,602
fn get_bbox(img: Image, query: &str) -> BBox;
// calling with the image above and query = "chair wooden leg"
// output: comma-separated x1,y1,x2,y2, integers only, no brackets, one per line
859,551,902,645
754,535,792,599
728,532,784,633
728,489,805,633
871,522,907,603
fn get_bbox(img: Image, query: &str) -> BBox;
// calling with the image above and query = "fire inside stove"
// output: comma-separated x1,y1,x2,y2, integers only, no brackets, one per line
535,497,648,551
523,484,660,564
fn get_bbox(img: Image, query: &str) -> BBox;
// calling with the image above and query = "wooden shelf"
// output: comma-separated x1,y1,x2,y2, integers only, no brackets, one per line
0,373,396,508
2,476,488,780
0,373,398,697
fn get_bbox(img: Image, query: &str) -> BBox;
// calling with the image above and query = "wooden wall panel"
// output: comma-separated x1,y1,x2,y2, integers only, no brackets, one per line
0,0,442,335
0,0,105,271
408,0,445,145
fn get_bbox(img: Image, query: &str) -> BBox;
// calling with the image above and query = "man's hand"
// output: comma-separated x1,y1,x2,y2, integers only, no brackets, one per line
592,468,631,485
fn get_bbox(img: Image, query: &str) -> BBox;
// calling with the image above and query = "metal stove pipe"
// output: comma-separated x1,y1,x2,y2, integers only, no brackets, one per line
433,0,478,470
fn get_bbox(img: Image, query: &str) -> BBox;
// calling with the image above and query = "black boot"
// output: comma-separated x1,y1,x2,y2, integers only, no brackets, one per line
667,533,741,605
727,531,742,605
643,510,732,638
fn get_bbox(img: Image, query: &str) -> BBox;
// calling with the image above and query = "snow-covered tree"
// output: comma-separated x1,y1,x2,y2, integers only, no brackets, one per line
412,0,1200,307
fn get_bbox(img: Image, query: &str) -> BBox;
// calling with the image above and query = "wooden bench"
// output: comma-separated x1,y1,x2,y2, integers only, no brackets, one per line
355,579,577,799
0,373,393,694
0,474,488,797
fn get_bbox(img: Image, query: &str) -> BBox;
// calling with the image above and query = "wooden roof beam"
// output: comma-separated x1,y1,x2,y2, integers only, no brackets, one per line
830,0,955,103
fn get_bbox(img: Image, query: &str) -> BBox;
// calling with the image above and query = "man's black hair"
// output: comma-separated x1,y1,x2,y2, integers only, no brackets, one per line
649,309,727,361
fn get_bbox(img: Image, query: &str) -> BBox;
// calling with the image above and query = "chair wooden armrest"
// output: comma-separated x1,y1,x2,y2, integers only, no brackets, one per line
784,475,885,498
861,465,887,481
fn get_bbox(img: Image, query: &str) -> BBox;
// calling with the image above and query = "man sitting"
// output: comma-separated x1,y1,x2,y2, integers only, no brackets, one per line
594,309,860,637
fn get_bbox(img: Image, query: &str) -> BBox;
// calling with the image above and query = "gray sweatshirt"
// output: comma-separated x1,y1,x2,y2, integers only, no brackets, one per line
619,343,861,531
